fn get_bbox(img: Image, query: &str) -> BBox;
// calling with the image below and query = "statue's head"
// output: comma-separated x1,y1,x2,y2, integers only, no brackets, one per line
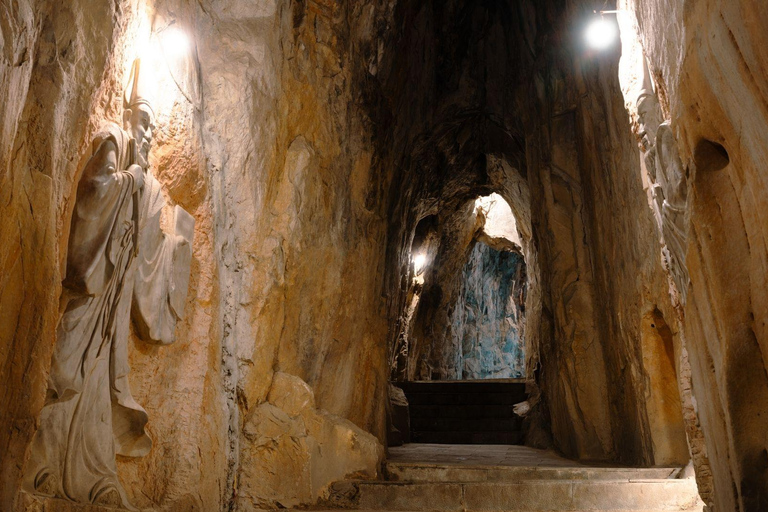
124,58,156,168
125,103,155,169
636,89,661,152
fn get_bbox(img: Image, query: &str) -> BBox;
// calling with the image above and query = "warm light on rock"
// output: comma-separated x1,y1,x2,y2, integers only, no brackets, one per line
413,253,427,274
3,0,767,510
160,27,190,59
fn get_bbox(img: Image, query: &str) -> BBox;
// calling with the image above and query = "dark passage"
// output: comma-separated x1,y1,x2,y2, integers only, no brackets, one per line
395,380,526,444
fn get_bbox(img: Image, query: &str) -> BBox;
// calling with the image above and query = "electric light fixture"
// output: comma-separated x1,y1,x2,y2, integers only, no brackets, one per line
585,11,619,50
414,254,427,274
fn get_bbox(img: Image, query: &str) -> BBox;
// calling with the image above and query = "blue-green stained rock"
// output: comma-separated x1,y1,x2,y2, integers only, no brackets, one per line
449,242,526,379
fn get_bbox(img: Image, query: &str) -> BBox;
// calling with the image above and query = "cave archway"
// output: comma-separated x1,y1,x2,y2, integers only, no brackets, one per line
396,193,529,382
450,193,527,380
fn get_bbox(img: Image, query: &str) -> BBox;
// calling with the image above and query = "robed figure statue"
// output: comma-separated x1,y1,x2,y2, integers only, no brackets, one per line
23,59,195,509
636,62,689,305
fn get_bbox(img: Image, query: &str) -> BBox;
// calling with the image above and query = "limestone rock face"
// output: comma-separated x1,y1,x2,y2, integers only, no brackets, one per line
267,371,316,417
3,0,389,510
618,0,768,508
238,372,383,510
4,0,768,511
387,384,410,446
449,242,526,380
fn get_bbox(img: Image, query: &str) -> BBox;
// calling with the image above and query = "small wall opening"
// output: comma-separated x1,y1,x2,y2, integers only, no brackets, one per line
693,139,729,173
640,308,689,465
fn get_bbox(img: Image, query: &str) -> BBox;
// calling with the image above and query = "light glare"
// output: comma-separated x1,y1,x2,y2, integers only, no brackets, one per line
413,254,427,274
585,18,617,50
161,27,190,58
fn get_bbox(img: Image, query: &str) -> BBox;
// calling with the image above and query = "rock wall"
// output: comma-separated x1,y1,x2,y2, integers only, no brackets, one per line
197,1,392,507
405,201,485,380
7,0,764,510
2,0,390,510
619,0,768,509
449,242,526,380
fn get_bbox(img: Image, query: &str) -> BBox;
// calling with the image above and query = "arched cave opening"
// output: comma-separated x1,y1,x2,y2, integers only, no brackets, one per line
393,193,529,382
388,190,534,445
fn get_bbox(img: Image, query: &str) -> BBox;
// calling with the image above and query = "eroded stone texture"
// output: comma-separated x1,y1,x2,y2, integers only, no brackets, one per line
4,0,390,510
8,0,767,510
196,1,391,507
406,201,488,380
237,372,382,510
619,0,768,508
450,242,526,380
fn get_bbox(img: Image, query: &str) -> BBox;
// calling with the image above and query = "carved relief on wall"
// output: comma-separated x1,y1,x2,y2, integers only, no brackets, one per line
636,64,689,305
22,59,195,509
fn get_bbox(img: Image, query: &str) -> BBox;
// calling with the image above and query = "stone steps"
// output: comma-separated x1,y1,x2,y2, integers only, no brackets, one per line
385,462,682,482
329,479,702,511
406,431,524,444
323,451,703,512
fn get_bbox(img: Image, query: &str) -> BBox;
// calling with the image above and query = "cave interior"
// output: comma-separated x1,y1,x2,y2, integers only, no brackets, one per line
2,0,768,511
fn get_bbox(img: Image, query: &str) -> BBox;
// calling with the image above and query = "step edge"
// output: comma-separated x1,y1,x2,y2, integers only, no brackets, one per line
385,463,683,471
351,479,699,486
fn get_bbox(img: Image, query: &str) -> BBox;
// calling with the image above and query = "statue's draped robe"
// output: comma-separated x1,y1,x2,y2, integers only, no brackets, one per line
655,123,689,302
24,122,191,506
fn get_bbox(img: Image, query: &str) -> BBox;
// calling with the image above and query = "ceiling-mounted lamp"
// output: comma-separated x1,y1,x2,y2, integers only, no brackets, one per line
585,10,620,50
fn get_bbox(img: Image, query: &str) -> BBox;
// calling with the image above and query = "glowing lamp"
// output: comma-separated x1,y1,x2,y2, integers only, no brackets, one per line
585,16,618,50
413,254,427,274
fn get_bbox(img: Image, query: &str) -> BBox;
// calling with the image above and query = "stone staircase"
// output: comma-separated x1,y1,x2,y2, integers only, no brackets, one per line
394,380,526,444
325,445,704,511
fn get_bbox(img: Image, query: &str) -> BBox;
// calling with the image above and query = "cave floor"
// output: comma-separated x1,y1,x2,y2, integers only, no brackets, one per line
307,444,702,511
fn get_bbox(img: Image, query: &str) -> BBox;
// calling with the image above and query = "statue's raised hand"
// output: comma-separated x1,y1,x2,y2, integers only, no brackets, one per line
127,163,145,192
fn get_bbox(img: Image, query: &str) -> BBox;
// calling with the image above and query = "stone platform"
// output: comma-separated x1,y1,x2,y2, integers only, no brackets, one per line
322,444,704,512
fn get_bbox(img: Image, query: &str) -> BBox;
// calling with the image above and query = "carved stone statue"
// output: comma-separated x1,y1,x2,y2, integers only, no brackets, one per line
637,89,665,232
23,59,195,509
636,66,689,303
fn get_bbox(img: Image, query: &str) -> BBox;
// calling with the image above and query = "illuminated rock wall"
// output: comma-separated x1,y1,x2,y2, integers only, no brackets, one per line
5,0,766,510
1,1,390,510
619,0,768,508
449,242,526,380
